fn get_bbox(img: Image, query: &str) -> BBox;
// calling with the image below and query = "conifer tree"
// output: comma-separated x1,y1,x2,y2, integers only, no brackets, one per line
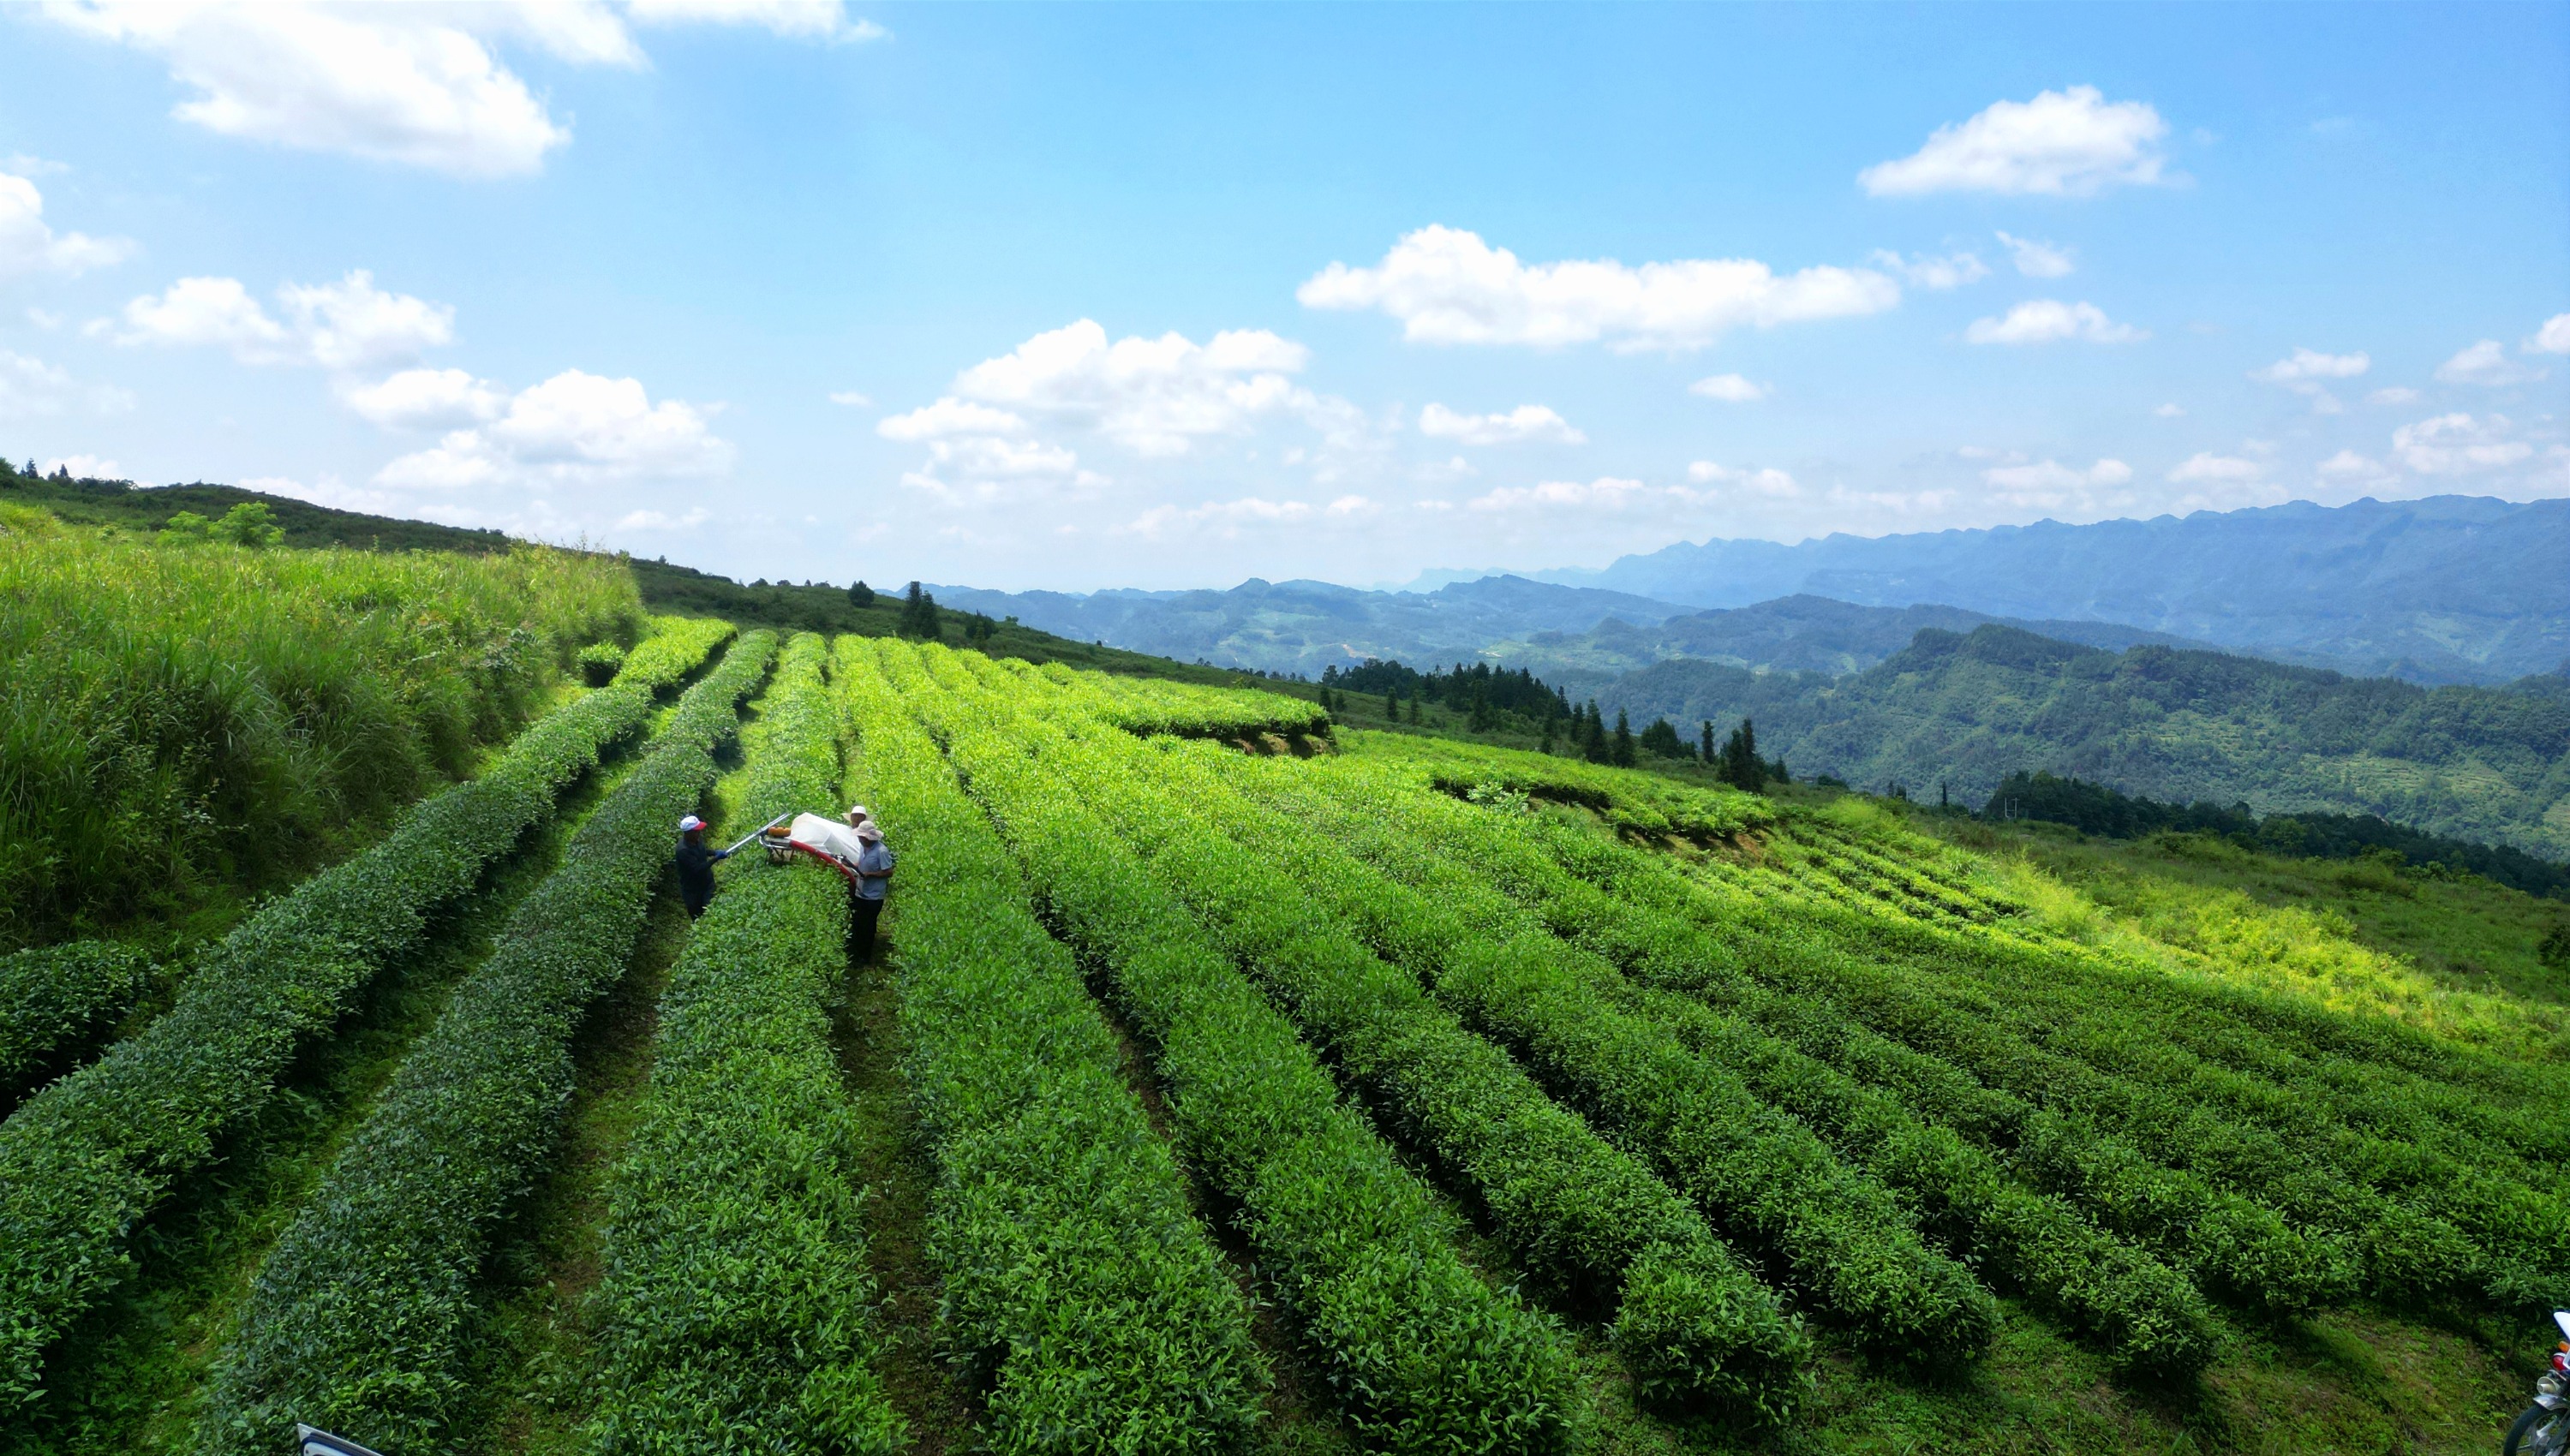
1611,708,1636,767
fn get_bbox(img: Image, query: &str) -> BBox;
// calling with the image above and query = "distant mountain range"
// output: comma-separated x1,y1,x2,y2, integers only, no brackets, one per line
956,495,2567,686
1500,494,2570,686
1586,624,2570,861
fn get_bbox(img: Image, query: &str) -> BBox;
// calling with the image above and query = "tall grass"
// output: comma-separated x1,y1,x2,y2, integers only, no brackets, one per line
0,523,642,946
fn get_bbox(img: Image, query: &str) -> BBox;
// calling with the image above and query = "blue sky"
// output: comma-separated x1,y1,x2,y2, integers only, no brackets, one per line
2,2,2565,592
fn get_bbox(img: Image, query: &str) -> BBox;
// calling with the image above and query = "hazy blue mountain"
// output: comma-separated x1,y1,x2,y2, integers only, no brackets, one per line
1491,594,2213,684
1489,495,2570,685
1593,624,2570,859
927,574,1694,677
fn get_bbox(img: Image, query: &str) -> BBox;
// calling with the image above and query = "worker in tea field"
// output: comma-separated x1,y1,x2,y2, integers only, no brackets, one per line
673,814,731,918
851,817,895,961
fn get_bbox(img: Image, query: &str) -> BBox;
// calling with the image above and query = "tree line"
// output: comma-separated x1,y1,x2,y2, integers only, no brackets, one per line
1979,769,2570,900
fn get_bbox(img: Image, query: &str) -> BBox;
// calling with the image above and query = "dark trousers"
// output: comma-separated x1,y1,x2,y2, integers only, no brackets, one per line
852,895,884,963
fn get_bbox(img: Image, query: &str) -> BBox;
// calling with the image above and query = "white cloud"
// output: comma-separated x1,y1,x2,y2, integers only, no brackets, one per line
0,350,75,417
1868,249,1987,290
1471,476,1675,513
39,2,870,179
2154,403,2184,418
625,0,887,43
1995,231,2075,277
1963,299,2145,345
2,154,69,177
828,389,872,407
1121,494,1325,540
1983,456,2131,492
949,318,1321,456
338,367,505,429
105,270,451,369
2434,339,2545,387
1685,461,1799,496
1417,402,1585,445
614,506,712,531
2390,413,2533,475
376,368,732,488
1297,224,1900,351
1860,86,2172,197
0,351,126,418
876,397,1028,441
2251,347,2368,387
2531,314,2570,355
2315,449,2394,486
43,453,126,480
1688,373,1767,403
45,3,575,176
2167,451,2264,485
0,171,134,278
2366,386,2421,407
279,271,456,369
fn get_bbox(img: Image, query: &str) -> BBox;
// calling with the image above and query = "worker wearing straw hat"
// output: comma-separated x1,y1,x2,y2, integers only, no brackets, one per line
847,806,894,962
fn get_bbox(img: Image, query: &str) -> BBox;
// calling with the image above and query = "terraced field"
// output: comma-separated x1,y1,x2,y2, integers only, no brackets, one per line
2,629,2560,1454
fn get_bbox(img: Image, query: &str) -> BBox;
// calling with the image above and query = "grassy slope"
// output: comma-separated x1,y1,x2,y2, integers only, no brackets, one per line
1310,735,2562,1455
0,725,658,1455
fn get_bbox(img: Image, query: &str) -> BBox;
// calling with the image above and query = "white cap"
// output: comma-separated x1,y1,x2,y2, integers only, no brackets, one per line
678,815,705,832
846,804,870,823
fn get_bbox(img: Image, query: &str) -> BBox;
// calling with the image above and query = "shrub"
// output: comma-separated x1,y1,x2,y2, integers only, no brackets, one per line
0,943,154,1106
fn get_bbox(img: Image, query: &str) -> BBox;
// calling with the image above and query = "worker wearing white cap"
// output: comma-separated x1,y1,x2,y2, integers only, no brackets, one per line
673,814,731,918
850,818,895,961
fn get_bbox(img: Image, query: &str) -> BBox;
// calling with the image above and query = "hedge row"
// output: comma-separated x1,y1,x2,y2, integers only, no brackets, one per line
1033,660,1328,738
194,630,775,1455
979,660,1819,1417
1222,757,2220,1374
902,650,1592,1447
583,632,904,1453
1515,806,2483,1305
1288,757,2365,1318
0,618,729,1410
843,641,1271,1453
1124,741,2001,1369
0,943,152,1107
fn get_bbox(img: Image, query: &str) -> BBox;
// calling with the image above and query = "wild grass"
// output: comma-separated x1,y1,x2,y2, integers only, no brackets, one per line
0,517,642,948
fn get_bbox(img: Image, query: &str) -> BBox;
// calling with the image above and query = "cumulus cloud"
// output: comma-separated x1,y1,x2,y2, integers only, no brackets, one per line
2154,403,2184,418
625,0,887,43
2531,314,2570,355
1119,494,1363,540
929,318,1346,461
376,368,732,489
1995,231,2075,277
2167,451,2264,485
2435,339,2546,387
1417,402,1585,445
1982,456,2131,494
337,367,506,429
2251,347,2368,387
2390,413,2533,475
2315,449,2395,486
0,171,134,278
1860,86,2172,197
40,1,874,177
1297,224,1900,351
1963,299,2145,345
1868,249,1987,290
104,270,451,369
43,453,126,480
0,349,134,419
827,389,872,407
1685,461,1799,496
1689,373,1767,403
2367,386,2420,407
876,397,1028,441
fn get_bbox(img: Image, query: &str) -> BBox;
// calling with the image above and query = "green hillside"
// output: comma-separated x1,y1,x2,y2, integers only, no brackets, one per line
1598,624,2570,861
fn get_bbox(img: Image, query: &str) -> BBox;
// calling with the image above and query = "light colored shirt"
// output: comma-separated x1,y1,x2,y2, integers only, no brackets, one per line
854,841,895,900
